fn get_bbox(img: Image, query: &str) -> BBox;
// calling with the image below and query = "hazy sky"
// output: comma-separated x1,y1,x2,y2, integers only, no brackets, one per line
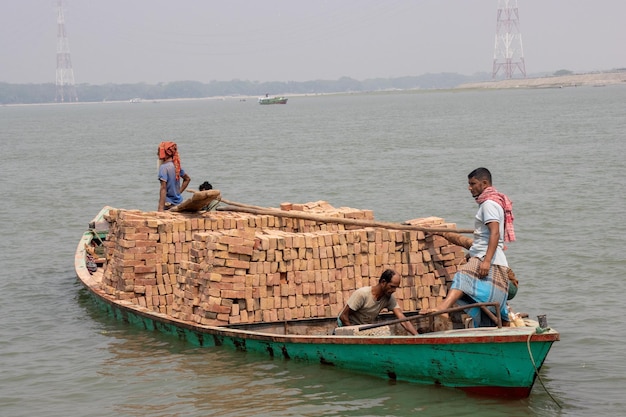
2,0,625,84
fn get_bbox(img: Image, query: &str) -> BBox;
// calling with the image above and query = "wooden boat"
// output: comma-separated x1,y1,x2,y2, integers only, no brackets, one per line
75,205,559,399
258,95,288,105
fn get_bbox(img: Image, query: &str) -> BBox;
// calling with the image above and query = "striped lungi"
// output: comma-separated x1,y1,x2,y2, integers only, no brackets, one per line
451,257,510,327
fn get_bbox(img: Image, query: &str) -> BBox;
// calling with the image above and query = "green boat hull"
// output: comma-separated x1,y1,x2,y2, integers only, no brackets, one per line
85,290,556,398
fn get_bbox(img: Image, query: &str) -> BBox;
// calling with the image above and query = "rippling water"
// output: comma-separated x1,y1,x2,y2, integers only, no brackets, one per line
1,86,625,416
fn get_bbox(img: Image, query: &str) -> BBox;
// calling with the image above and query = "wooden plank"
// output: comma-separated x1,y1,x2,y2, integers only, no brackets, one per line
170,190,221,212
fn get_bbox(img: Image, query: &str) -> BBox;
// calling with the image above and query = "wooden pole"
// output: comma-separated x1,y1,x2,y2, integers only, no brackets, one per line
357,302,503,331
217,198,473,234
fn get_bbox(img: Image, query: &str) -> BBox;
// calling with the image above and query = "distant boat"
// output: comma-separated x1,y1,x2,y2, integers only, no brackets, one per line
258,95,288,105
129,98,142,103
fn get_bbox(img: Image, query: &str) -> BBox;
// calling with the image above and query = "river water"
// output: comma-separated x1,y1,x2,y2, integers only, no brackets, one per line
1,86,625,416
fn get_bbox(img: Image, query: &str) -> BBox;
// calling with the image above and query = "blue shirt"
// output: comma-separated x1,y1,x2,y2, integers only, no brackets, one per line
158,162,186,205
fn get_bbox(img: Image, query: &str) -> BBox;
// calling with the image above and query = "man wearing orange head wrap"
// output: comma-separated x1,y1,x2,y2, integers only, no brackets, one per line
157,141,191,211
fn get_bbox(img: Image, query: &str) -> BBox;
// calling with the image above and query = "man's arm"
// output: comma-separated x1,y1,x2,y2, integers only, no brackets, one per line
179,173,191,194
392,307,418,335
338,304,353,326
479,221,500,277
158,180,167,211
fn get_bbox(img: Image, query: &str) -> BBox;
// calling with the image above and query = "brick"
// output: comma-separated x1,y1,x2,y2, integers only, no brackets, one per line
102,206,468,324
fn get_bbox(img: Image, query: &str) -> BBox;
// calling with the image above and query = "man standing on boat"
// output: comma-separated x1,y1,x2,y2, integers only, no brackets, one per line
157,141,190,211
429,167,514,327
338,269,419,335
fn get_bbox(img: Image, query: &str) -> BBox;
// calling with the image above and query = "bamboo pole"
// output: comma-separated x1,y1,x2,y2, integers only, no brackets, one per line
433,232,474,249
217,198,473,234
357,302,503,331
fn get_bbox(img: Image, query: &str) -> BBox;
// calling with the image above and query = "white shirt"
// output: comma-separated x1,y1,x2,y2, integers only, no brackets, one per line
469,200,508,266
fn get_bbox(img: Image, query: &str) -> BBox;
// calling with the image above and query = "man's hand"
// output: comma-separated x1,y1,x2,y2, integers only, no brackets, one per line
478,259,491,277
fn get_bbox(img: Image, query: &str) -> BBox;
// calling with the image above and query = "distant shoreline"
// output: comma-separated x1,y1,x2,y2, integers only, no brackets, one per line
4,71,625,107
456,71,626,90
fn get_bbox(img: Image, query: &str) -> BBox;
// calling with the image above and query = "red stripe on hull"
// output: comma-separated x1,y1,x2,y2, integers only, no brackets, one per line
461,385,532,399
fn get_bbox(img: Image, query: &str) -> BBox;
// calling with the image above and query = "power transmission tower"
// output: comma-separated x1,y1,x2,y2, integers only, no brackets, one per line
55,0,78,102
492,0,526,79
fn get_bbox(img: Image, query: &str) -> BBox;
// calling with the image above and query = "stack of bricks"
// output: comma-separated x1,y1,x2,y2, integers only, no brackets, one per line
100,202,466,326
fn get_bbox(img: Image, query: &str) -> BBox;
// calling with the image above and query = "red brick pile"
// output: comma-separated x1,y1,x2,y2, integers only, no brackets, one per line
100,202,466,326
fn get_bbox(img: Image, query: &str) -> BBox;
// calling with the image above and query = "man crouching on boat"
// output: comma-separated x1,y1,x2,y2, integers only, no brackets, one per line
157,141,190,211
338,269,418,335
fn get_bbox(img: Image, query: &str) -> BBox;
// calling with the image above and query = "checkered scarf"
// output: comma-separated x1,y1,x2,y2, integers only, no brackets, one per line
475,186,516,242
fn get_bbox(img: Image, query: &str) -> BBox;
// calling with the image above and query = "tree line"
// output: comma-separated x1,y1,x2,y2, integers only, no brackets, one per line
0,73,489,105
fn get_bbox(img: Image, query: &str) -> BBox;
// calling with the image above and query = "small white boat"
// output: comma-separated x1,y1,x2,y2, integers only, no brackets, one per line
258,95,288,105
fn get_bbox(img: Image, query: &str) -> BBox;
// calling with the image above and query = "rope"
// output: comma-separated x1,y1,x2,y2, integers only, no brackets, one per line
526,330,562,408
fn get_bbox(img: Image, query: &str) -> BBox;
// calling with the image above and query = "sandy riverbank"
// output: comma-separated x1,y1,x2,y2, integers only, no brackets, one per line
456,71,626,90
